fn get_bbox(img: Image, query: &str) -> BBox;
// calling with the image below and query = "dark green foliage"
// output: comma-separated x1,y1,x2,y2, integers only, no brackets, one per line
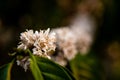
0,50,74,80
36,56,75,80
0,62,13,80
70,53,105,80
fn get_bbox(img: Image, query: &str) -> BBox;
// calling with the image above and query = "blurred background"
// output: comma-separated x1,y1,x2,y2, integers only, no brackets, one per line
0,0,120,80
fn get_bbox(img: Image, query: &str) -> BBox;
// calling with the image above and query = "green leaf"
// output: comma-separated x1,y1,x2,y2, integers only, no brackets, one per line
30,58,44,80
0,61,13,80
27,49,74,80
28,50,44,80
1,49,75,80
35,56,75,80
70,53,105,80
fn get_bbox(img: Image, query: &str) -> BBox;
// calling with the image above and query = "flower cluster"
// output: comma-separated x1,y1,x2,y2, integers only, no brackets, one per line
16,26,93,68
51,27,77,66
17,28,56,71
70,14,94,54
18,28,56,58
16,56,30,72
51,26,93,66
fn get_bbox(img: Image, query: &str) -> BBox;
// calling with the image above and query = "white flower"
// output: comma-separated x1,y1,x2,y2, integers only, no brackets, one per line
33,28,56,57
51,26,93,66
76,33,92,54
70,13,95,54
17,30,35,50
17,28,56,71
51,27,77,65
63,42,77,60
17,28,56,58
32,48,51,59
16,56,30,72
